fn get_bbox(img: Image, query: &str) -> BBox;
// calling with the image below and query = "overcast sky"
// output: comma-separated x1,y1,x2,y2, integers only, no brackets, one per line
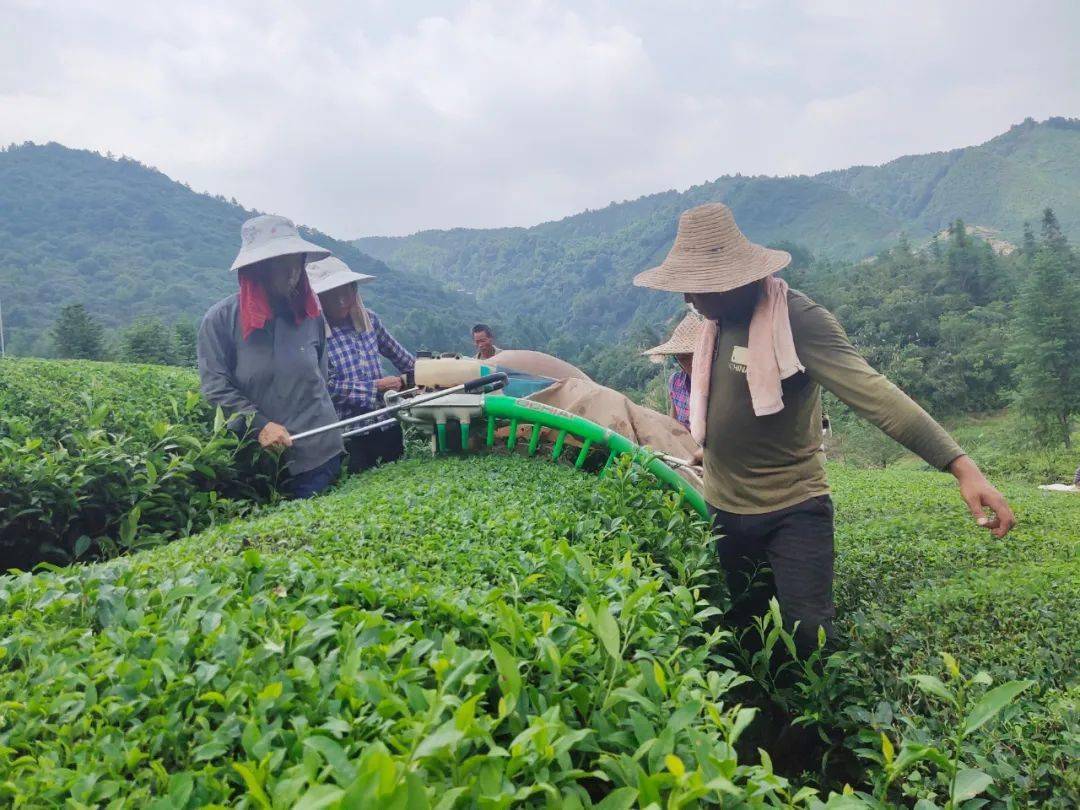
4,1,1079,237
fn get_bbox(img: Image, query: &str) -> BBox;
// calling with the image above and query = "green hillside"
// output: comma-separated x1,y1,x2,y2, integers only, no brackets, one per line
356,118,1080,367
0,143,489,356
3,119,1077,373
819,117,1080,236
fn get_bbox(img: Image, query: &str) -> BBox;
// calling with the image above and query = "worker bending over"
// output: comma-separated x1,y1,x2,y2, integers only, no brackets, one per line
198,215,343,498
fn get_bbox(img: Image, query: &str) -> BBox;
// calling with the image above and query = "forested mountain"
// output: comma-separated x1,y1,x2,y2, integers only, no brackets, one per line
356,117,1080,367
0,143,488,356
818,117,1080,237
4,117,1077,392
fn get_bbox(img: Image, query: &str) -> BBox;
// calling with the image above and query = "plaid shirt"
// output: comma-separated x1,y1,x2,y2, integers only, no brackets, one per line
326,310,415,419
669,370,691,429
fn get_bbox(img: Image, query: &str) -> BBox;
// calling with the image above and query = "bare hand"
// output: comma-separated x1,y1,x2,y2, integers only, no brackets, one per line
377,375,403,392
949,455,1015,538
258,421,293,450
690,446,704,466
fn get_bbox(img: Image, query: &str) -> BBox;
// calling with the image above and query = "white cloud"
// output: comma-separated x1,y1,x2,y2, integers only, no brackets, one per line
1,0,1078,236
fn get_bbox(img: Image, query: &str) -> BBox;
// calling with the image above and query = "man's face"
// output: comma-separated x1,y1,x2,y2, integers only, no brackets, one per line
473,330,493,353
263,254,305,299
319,282,355,324
684,281,762,322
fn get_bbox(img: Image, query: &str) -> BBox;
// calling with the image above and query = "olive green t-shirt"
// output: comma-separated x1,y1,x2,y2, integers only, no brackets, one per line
703,289,964,514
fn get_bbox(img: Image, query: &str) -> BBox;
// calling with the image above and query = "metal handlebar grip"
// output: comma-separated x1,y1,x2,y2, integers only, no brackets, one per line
463,372,508,393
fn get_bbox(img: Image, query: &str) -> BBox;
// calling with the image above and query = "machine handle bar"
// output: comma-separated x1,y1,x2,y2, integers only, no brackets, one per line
289,372,508,442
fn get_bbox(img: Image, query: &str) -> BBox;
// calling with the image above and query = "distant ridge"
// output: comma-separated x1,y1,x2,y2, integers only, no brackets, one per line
0,143,487,356
353,117,1080,359
1,118,1076,360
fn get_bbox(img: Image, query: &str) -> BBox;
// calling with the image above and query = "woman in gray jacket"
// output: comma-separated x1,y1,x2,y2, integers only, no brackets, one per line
197,215,343,498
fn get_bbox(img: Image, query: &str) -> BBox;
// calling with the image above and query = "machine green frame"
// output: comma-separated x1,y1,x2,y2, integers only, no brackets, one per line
430,394,708,519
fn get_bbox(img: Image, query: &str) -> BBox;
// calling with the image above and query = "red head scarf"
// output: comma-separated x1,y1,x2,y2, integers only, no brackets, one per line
238,264,321,340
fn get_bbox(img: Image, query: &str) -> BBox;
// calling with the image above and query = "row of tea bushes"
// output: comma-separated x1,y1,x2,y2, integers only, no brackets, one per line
0,358,206,443
0,454,1039,807
0,358,278,568
820,466,1080,806
0,455,836,807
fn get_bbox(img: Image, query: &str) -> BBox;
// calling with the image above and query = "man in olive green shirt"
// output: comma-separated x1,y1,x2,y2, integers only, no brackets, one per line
635,203,1014,655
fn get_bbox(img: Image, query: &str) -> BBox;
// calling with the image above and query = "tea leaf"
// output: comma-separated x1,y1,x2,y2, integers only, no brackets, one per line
907,674,956,706
593,602,621,660
951,768,994,802
963,680,1034,737
293,784,345,810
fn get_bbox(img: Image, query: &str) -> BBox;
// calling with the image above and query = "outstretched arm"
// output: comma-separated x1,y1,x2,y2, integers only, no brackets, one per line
797,300,1014,537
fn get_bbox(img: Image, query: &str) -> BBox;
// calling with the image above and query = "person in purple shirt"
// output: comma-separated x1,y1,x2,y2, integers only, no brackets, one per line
306,257,416,473
644,311,704,431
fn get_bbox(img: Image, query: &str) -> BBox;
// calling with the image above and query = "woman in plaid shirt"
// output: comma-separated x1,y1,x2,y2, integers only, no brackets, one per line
668,362,692,429
307,257,416,473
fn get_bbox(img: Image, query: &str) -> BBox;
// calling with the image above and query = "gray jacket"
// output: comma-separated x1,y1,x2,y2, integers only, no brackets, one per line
197,293,343,474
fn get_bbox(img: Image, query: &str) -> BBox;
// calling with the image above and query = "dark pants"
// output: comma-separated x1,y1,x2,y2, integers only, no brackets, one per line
710,495,835,657
345,422,404,474
283,454,341,500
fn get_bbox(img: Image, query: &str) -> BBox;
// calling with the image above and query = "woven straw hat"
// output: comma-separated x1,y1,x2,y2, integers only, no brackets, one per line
306,256,375,294
229,214,331,272
643,311,704,361
633,203,790,293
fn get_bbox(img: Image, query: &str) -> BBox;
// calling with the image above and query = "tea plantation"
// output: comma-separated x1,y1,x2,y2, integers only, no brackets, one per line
1,358,1077,807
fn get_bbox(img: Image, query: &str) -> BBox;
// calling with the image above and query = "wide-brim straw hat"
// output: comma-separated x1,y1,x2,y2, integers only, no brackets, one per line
643,310,704,361
633,203,791,293
229,214,331,272
305,256,376,295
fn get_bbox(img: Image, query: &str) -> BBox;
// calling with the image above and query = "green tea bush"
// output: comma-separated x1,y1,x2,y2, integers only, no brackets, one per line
0,358,278,569
0,456,834,807
819,465,1080,806
0,358,205,442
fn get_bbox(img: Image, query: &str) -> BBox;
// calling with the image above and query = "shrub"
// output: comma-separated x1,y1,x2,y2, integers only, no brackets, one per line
0,358,206,443
0,358,279,569
0,456,826,807
813,465,1080,805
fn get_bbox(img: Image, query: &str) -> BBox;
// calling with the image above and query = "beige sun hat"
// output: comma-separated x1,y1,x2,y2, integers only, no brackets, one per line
633,203,791,293
643,310,705,361
229,214,331,272
305,256,376,295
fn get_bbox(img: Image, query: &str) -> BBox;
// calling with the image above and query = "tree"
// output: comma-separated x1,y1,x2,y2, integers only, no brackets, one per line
1009,242,1080,447
119,317,175,365
172,320,198,367
1041,207,1067,252
1022,222,1037,257
52,303,106,360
